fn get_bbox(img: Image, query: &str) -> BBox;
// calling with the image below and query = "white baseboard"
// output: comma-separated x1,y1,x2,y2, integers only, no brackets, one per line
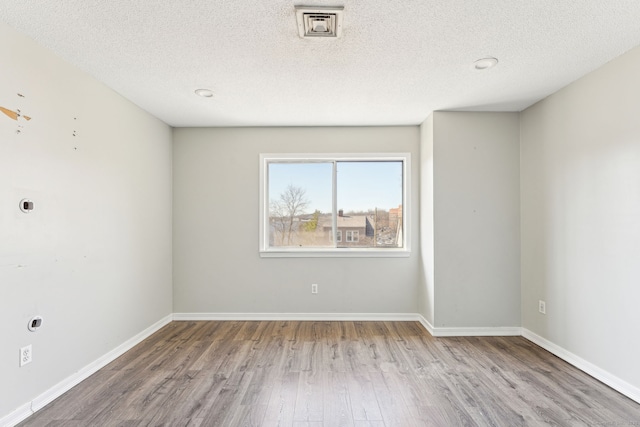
420,318,640,404
172,312,421,322
4,314,639,427
417,315,435,335
416,315,521,337
174,313,521,337
1,402,32,427
1,314,172,427
431,326,523,337
522,328,640,404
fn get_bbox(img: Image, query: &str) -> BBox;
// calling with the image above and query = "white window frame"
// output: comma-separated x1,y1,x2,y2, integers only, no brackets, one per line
336,230,342,242
345,230,359,242
259,152,411,258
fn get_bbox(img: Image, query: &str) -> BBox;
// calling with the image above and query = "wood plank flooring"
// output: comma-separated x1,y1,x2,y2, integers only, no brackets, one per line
18,321,640,426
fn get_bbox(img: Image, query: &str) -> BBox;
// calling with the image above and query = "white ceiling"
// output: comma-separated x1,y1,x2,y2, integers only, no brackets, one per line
2,1,640,127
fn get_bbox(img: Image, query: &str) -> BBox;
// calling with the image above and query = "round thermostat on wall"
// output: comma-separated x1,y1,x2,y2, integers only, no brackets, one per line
19,199,34,213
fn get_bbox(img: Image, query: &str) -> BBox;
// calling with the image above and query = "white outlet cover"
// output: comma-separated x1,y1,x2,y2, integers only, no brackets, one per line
20,345,32,367
538,300,546,314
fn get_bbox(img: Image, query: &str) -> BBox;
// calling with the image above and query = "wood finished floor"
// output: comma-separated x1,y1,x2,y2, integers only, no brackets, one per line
18,321,640,426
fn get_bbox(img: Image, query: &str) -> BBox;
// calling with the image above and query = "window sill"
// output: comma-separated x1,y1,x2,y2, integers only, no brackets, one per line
259,249,411,258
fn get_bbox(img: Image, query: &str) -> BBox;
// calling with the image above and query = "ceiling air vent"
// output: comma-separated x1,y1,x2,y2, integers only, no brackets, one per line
295,6,344,38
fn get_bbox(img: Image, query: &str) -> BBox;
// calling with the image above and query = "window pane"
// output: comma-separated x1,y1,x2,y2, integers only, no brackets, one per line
268,162,333,248
260,153,410,256
336,161,403,248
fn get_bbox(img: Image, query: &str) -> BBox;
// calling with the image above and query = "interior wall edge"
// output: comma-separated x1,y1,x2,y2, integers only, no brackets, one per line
4,315,639,427
172,312,420,322
522,328,640,405
0,315,173,427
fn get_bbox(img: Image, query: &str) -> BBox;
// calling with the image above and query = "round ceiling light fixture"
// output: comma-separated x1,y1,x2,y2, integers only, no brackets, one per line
473,57,498,70
194,88,214,98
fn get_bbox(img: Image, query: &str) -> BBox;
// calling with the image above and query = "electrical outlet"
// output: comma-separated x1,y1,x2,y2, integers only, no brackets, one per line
538,300,546,315
20,345,32,367
311,283,318,294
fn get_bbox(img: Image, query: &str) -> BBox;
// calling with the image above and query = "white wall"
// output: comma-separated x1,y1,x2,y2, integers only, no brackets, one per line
429,112,521,329
172,127,419,315
521,45,640,391
0,22,173,420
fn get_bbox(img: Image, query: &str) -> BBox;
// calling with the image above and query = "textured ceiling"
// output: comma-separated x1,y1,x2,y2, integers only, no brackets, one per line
2,1,640,127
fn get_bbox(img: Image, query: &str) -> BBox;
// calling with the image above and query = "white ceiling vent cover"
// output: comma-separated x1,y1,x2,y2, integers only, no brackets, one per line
295,6,344,38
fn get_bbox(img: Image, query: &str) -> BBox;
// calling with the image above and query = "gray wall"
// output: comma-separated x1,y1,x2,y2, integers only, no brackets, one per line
425,112,521,328
172,127,420,314
0,22,173,418
418,115,435,325
521,45,640,389
4,8,640,420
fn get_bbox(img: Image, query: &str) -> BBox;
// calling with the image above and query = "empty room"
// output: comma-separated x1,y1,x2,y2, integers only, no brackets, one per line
2,1,640,426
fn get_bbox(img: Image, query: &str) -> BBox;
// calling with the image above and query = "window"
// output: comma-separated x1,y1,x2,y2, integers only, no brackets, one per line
260,153,410,257
346,230,359,242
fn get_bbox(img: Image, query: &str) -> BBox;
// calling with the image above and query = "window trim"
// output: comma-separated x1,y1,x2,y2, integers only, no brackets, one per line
259,152,411,258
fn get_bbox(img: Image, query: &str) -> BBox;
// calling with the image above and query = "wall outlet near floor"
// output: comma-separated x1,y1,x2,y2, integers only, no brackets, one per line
311,283,318,294
20,345,32,367
538,300,546,315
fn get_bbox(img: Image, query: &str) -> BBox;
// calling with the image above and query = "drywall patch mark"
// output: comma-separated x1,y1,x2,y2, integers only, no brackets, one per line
71,117,81,151
1,102,32,135
1,106,19,120
0,106,32,121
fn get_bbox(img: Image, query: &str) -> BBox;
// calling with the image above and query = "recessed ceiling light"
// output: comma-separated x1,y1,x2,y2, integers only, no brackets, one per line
195,89,214,98
473,57,498,70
